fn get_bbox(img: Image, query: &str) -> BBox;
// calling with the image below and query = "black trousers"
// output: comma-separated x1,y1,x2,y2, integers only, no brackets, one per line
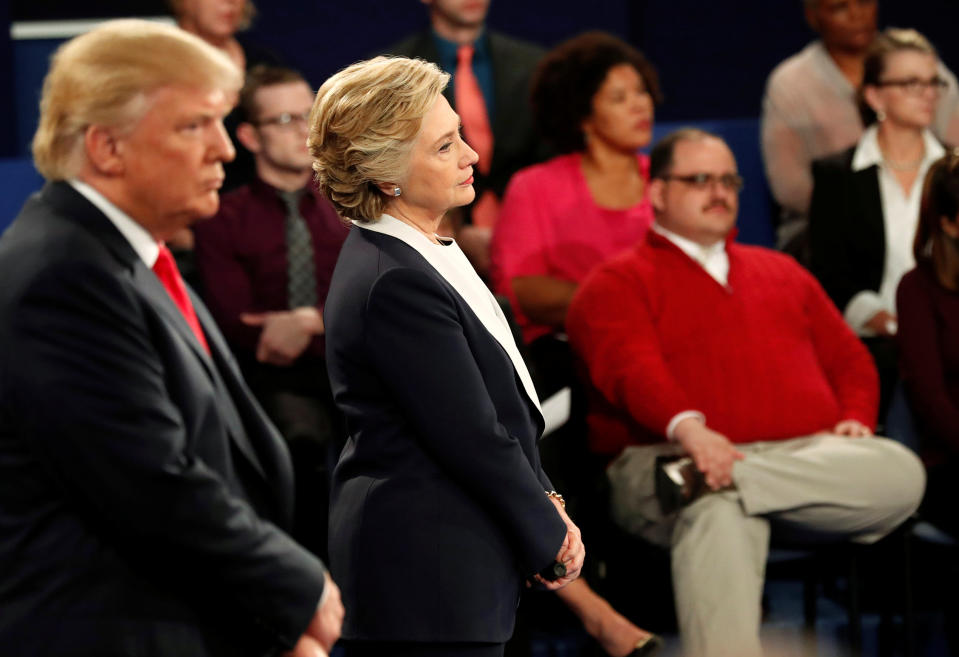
339,641,505,656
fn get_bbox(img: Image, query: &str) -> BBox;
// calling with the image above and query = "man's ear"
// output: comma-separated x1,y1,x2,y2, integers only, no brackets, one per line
83,125,125,176
648,178,667,214
236,122,261,154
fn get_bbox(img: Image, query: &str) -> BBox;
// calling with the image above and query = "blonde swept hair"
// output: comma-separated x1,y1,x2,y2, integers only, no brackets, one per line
32,19,242,181
307,56,450,222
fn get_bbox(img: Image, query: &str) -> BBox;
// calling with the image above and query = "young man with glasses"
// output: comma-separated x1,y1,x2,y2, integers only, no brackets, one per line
194,65,348,561
566,128,925,657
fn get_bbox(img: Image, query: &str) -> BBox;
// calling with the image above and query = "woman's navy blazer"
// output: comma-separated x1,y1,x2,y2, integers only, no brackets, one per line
323,226,567,644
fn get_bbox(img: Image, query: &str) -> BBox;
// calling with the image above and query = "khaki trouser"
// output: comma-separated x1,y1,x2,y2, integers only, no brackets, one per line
606,435,925,657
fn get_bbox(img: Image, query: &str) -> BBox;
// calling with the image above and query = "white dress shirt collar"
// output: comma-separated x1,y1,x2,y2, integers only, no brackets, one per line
851,124,945,173
651,222,730,286
355,214,543,419
68,179,160,268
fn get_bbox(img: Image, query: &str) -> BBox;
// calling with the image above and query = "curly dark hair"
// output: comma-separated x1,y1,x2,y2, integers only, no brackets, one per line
531,31,662,154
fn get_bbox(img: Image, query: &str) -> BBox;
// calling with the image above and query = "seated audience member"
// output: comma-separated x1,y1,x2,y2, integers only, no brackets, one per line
567,128,925,657
194,65,348,558
383,0,547,276
491,31,659,379
898,151,959,536
490,31,663,657
809,28,946,420
761,0,959,262
170,0,271,71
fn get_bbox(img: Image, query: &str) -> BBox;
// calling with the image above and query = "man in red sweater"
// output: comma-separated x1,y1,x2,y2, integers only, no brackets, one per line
567,129,925,657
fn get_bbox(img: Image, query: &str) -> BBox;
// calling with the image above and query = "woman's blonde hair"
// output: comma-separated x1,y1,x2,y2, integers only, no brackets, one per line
32,19,242,181
307,56,449,222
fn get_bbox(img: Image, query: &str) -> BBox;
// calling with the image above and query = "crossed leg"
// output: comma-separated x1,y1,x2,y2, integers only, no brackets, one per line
607,435,925,657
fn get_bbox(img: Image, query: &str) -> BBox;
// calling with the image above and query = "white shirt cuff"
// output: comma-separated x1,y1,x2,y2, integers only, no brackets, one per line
315,571,330,610
843,291,884,337
666,410,706,441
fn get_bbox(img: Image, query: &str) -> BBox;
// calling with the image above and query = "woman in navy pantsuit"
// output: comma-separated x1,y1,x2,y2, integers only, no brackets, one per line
307,57,584,656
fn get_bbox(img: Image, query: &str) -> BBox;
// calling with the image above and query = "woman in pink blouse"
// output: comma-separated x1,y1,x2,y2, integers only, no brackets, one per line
491,31,658,351
491,31,662,657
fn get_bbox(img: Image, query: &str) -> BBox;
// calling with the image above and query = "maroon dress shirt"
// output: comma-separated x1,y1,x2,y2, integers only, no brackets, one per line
897,265,959,458
194,177,348,362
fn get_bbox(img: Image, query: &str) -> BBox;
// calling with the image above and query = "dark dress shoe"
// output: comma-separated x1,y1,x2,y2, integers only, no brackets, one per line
655,455,706,515
629,633,664,656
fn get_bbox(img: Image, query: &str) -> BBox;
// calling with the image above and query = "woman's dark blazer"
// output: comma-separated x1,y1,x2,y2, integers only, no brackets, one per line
323,227,567,644
808,145,886,313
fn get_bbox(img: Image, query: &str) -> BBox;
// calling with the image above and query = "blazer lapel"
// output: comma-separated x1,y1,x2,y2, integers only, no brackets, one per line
132,262,215,372
131,259,269,479
850,165,886,290
192,293,294,520
43,182,277,496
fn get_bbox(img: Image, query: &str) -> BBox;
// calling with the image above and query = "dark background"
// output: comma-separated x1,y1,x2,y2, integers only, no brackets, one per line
3,0,959,241
6,0,959,156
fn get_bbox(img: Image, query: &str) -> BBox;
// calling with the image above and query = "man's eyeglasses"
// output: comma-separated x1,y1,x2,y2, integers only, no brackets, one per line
255,111,311,129
660,172,744,192
876,76,949,95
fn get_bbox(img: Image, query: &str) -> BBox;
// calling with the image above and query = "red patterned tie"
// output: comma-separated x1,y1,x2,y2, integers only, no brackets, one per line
455,44,499,228
153,243,210,354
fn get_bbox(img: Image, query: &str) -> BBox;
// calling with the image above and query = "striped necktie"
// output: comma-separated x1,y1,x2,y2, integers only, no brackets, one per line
280,189,318,309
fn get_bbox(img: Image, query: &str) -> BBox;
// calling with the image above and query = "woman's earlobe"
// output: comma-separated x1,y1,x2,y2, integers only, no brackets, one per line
374,181,399,197
941,215,959,238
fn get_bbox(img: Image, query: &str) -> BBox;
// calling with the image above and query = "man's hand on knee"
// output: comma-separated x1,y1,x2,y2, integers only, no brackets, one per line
674,418,745,490
832,419,873,437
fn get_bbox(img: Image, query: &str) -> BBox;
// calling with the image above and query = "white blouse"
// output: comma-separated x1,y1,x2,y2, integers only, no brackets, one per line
846,126,945,336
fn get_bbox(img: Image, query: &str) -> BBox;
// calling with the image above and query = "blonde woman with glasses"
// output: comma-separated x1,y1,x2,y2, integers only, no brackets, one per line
809,28,948,421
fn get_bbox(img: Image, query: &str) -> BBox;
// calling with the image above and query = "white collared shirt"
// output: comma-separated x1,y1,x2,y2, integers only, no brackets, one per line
651,222,730,287
355,214,544,421
845,125,945,336
68,179,159,267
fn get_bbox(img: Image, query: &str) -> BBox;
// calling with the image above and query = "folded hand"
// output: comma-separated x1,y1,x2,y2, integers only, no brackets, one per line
537,496,585,591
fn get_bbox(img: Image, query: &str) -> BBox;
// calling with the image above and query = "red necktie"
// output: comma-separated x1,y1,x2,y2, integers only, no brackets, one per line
455,44,500,228
153,243,211,354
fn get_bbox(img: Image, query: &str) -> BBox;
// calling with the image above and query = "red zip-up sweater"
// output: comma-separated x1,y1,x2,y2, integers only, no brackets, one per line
567,230,878,457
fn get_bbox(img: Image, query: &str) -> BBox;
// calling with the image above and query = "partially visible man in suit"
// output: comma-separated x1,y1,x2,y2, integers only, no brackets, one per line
384,0,546,276
0,20,341,657
195,65,349,560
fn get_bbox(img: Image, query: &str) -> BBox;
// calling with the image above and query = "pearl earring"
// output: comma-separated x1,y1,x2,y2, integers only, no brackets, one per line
876,109,887,122
393,186,402,197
